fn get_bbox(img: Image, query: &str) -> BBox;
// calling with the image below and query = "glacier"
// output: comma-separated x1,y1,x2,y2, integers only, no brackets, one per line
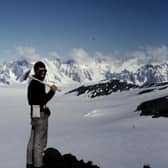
1,83,168,168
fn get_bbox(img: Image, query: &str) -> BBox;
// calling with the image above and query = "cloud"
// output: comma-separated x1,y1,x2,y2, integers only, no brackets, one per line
2,45,168,71
70,48,94,64
145,45,168,63
70,48,93,64
70,48,121,66
0,46,42,63
48,51,60,58
125,45,168,65
15,46,41,61
69,48,126,73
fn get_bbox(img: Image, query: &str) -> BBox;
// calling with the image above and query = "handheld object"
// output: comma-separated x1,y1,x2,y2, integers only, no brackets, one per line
22,70,61,92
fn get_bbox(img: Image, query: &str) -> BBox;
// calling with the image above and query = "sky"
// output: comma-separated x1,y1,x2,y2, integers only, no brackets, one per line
0,0,168,62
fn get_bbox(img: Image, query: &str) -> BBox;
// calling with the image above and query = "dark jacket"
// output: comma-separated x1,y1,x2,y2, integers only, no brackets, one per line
28,76,55,106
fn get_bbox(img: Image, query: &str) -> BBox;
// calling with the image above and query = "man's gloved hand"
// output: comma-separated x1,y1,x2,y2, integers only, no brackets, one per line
50,85,57,92
44,107,51,116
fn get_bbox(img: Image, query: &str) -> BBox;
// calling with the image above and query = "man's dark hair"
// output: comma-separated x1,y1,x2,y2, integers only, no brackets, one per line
34,61,46,72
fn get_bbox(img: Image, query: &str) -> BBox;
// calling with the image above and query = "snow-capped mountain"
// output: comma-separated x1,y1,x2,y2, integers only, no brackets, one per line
1,57,168,86
105,64,168,86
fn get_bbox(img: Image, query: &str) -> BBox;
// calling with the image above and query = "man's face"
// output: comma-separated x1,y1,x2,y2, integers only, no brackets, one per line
35,66,47,80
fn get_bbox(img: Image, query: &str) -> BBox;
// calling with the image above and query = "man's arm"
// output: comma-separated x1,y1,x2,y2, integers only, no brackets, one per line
28,80,57,105
44,85,57,104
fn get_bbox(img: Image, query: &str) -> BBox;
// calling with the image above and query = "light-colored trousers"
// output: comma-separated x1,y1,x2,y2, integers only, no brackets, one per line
26,112,48,167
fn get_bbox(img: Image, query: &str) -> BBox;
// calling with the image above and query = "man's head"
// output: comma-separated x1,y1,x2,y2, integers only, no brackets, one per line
34,61,47,80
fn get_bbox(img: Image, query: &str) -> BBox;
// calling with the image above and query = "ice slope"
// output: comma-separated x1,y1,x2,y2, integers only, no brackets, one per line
0,84,168,168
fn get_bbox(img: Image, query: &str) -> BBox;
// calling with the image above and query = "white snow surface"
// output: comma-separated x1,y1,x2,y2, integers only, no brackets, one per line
0,84,168,168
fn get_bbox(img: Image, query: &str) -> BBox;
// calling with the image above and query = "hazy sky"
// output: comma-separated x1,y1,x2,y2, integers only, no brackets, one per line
0,0,168,62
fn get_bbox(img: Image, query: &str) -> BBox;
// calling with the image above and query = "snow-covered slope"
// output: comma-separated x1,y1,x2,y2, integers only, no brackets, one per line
1,57,168,86
1,83,168,168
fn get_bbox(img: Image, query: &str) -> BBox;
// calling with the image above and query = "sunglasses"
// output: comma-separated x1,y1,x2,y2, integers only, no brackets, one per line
37,69,47,74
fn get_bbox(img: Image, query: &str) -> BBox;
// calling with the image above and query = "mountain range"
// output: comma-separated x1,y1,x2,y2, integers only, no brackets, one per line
0,57,168,86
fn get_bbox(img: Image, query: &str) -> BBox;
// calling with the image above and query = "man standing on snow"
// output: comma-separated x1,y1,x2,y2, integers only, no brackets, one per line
26,61,57,168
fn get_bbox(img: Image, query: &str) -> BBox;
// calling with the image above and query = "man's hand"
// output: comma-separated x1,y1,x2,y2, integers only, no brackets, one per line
50,85,58,92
